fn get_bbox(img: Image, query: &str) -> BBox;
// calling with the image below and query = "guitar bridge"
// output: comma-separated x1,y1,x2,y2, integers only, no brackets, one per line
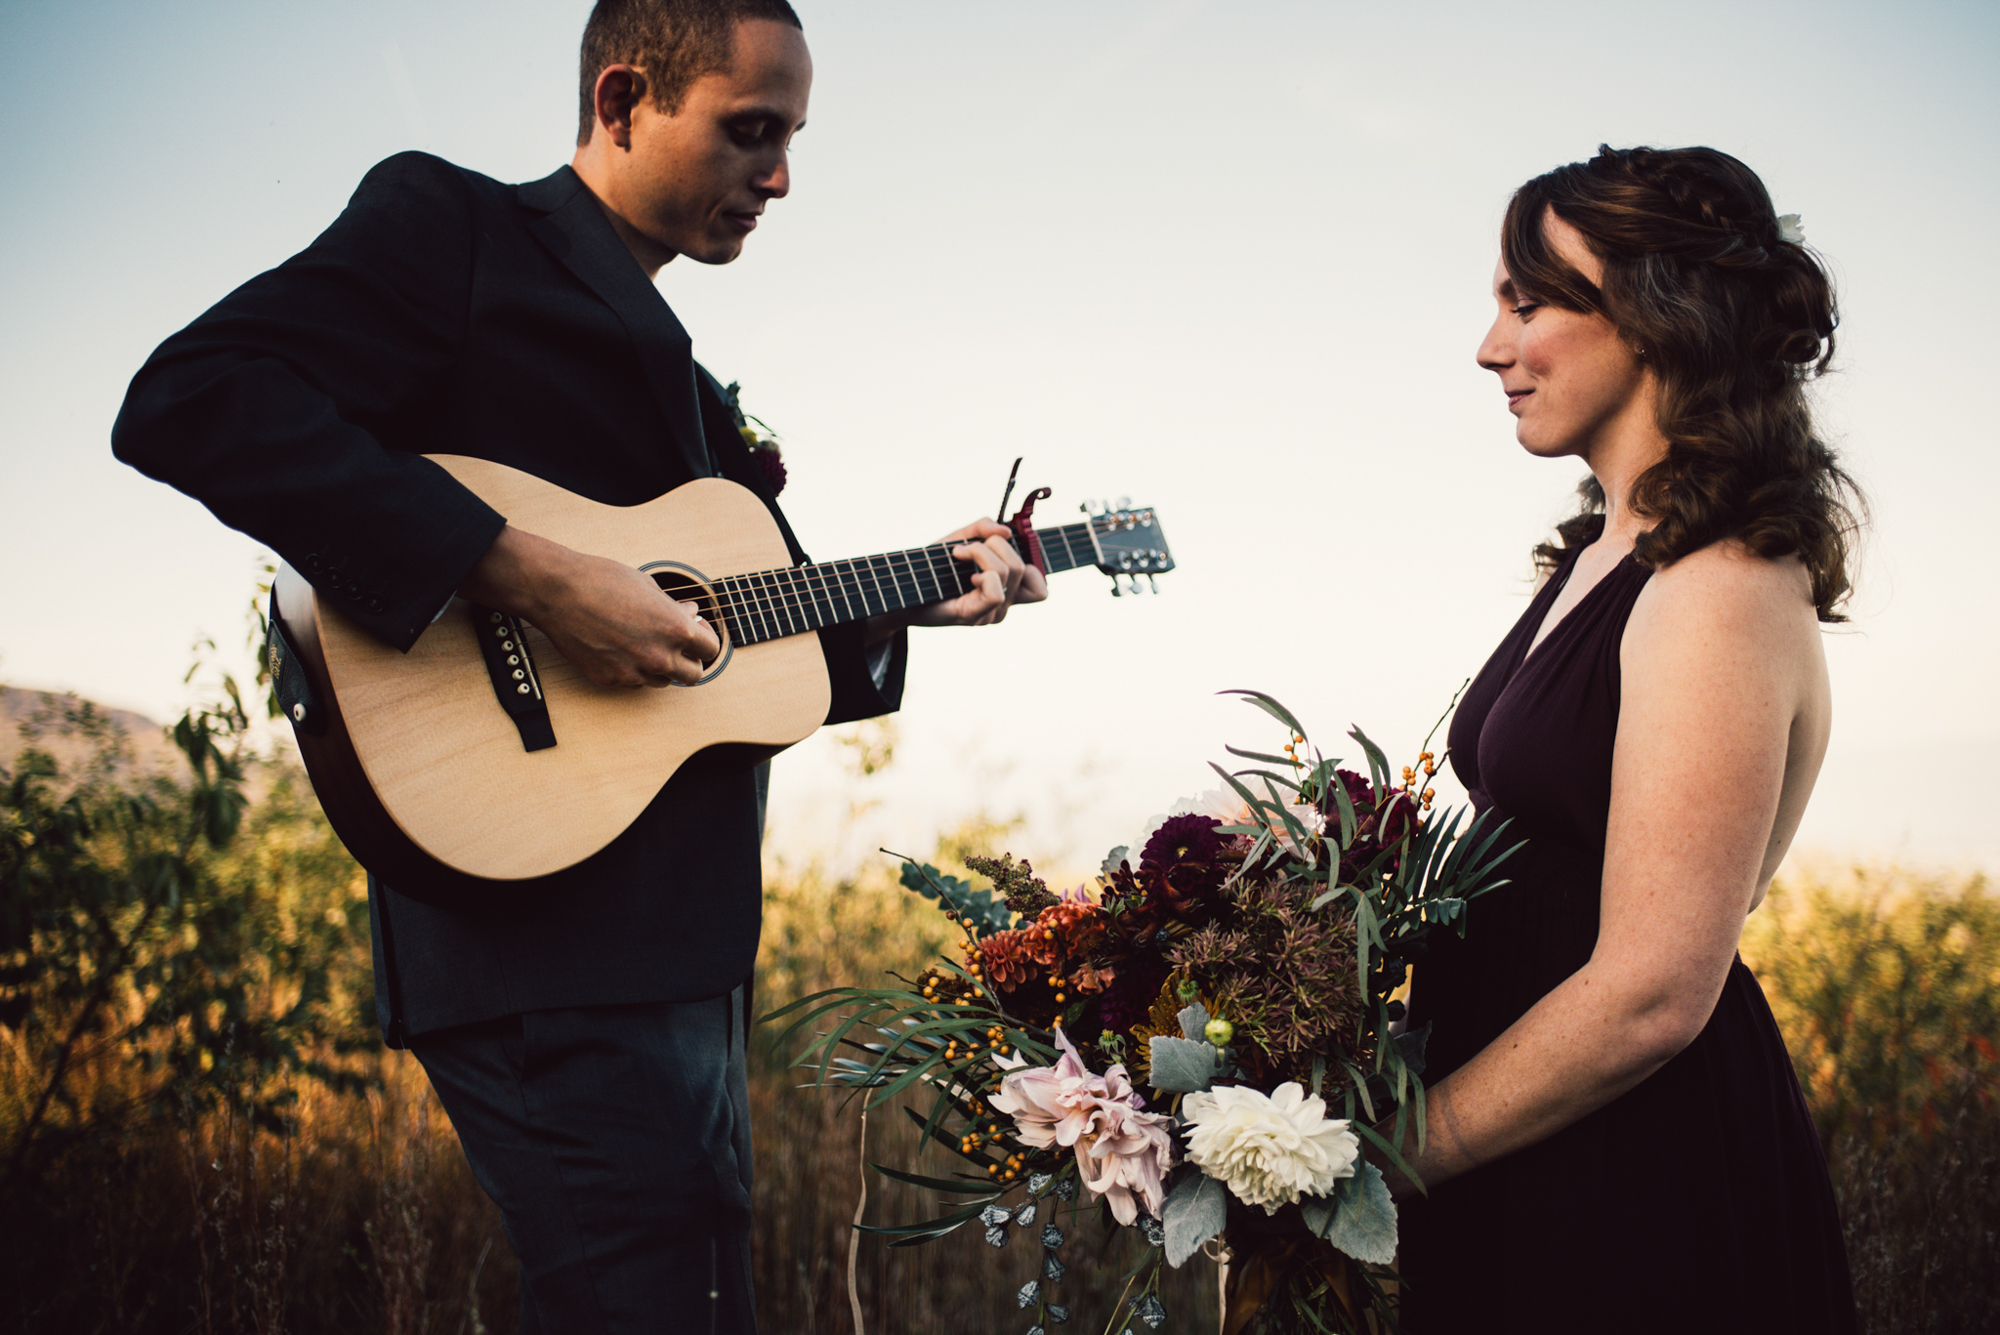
473,606,557,752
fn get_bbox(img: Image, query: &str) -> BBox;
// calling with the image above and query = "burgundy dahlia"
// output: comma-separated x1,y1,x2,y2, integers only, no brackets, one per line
1096,951,1170,1035
751,446,787,497
1139,813,1224,874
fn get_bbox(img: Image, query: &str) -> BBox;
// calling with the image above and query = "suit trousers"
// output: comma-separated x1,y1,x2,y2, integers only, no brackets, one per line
411,989,755,1335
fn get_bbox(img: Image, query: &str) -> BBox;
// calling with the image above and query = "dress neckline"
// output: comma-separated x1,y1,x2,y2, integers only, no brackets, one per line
1518,544,1639,672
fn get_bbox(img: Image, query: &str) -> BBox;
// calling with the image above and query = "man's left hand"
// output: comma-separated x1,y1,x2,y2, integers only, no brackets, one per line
864,518,1048,643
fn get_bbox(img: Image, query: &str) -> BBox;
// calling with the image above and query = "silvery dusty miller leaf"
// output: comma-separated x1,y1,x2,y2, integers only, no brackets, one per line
1147,1036,1220,1093
1323,1161,1399,1266
1161,1172,1227,1267
1017,1279,1040,1308
1176,1001,1211,1041
985,1225,1009,1248
1041,1223,1064,1249
981,1203,1012,1228
1014,1199,1037,1226
1300,1195,1333,1237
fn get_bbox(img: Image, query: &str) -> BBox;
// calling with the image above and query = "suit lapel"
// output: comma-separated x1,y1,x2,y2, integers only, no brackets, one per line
517,167,712,480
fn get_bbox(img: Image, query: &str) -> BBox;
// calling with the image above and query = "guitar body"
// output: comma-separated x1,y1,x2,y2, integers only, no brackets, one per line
276,455,829,893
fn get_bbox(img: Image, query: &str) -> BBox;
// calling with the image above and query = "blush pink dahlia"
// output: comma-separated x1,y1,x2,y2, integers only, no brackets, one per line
990,1030,1175,1224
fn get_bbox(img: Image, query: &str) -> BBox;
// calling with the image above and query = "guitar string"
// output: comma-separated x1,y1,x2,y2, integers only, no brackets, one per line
732,520,1127,642
721,527,1105,645
712,518,1155,645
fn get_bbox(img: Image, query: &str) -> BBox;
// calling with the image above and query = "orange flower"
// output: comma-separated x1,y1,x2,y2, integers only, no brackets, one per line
979,927,1059,990
1037,898,1113,956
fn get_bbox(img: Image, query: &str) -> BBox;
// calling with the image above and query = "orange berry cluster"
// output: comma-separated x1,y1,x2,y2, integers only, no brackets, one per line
1403,751,1439,810
919,964,977,1007
959,1119,1006,1155
941,1023,1010,1065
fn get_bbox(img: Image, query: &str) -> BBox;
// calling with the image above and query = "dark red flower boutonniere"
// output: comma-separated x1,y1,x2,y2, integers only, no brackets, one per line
722,380,786,497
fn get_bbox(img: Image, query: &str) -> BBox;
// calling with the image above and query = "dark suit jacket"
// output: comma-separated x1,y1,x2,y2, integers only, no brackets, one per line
112,153,904,1045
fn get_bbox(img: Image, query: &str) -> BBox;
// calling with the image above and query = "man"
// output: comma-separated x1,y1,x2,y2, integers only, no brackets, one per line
111,2,1043,1329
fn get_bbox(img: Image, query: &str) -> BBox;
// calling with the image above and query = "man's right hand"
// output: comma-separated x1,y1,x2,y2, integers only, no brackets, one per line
459,524,720,688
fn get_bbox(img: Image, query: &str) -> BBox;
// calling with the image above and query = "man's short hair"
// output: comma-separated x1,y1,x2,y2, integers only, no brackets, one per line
577,0,803,146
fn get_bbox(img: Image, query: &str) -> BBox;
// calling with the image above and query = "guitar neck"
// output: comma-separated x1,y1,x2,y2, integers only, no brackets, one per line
716,521,1100,647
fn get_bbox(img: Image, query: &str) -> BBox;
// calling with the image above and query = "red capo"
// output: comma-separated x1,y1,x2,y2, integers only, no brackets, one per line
994,457,1051,576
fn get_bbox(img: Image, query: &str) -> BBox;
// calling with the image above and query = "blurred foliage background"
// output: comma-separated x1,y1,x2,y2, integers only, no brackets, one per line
0,682,1993,1333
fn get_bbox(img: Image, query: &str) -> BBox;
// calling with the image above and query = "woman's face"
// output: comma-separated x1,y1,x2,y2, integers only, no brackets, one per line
1476,212,1652,462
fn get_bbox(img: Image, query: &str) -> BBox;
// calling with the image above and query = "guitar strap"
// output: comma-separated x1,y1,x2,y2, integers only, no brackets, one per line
265,592,327,737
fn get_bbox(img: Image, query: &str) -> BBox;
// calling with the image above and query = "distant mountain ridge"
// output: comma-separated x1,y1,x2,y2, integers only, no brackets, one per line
0,685,188,783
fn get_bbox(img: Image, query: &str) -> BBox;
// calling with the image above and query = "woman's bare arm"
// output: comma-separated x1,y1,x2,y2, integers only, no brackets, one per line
1380,544,1829,1194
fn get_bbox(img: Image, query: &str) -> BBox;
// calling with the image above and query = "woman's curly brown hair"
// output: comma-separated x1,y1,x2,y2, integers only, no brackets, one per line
1506,144,1864,621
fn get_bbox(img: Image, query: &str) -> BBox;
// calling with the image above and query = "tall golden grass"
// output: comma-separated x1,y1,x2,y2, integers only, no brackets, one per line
1,699,1993,1332
1740,864,2000,1333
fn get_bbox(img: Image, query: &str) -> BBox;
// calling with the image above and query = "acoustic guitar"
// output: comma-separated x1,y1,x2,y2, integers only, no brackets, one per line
270,454,1174,894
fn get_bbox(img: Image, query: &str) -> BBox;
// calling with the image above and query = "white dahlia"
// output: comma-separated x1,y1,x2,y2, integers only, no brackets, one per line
1181,1082,1360,1212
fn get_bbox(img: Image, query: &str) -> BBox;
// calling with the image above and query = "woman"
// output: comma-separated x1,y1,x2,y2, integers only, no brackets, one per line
1389,145,1860,1332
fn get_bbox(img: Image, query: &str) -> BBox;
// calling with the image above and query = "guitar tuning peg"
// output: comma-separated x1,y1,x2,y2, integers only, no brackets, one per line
1115,495,1132,512
1147,574,1159,594
1108,575,1123,597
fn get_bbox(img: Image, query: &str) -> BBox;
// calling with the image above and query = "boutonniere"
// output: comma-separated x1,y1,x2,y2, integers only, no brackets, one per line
722,380,786,497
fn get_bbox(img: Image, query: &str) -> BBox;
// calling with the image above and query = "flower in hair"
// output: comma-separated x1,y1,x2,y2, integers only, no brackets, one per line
1777,214,1806,244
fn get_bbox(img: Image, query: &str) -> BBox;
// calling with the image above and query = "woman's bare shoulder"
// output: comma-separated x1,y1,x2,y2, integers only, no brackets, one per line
1641,540,1814,624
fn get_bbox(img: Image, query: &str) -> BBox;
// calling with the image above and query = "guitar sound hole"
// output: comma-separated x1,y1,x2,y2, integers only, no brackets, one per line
650,571,727,665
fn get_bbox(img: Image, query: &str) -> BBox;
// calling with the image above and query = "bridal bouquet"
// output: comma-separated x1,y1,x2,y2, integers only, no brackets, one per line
776,692,1519,1333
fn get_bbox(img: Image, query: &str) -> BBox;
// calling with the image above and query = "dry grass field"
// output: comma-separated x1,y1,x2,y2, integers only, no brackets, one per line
1,692,1992,1333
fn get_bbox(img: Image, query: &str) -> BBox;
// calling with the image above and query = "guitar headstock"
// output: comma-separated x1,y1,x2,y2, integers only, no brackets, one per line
1083,498,1175,596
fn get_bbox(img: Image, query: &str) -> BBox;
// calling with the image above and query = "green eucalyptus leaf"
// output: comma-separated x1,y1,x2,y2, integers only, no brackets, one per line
1207,762,1272,821
1223,745,1297,766
1347,725,1393,798
871,1163,1006,1195
892,855,1014,938
1329,771,1359,849
1220,689,1308,739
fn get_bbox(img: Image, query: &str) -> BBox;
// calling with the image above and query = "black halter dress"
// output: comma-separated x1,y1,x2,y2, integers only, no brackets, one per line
1399,546,1856,1333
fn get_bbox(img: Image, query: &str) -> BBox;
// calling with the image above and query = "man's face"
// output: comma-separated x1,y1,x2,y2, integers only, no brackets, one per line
616,20,812,266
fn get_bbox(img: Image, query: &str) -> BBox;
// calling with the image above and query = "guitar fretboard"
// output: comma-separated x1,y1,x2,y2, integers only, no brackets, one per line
713,521,1101,646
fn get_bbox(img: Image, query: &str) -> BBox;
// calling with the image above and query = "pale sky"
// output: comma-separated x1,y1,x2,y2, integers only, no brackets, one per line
2,0,1995,877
